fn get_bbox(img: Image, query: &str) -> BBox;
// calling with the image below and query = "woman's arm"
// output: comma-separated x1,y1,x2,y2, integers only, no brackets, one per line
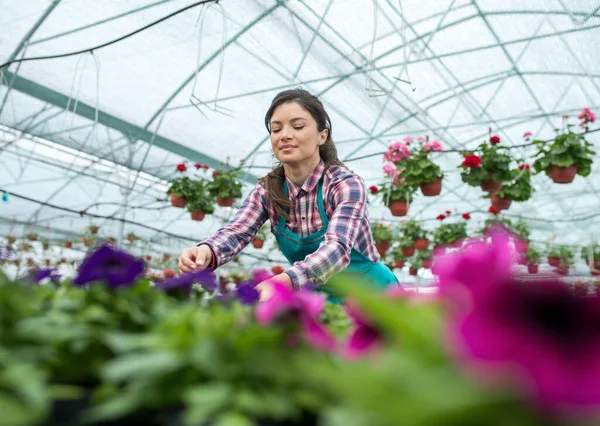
284,173,367,289
199,185,268,267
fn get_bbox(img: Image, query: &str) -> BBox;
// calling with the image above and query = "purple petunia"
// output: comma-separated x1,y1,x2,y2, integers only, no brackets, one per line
29,267,61,284
155,269,217,294
235,283,260,305
73,244,145,288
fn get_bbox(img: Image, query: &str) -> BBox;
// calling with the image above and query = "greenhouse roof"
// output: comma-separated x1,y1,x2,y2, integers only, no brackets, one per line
1,0,600,263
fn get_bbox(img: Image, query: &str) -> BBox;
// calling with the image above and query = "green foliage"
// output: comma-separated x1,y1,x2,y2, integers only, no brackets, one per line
399,220,427,240
166,175,193,198
432,223,467,246
209,169,243,200
546,245,562,259
460,143,513,187
526,246,542,265
185,179,216,214
390,245,408,261
581,244,600,262
532,128,595,176
401,148,443,187
512,220,530,240
495,169,534,202
371,222,393,243
558,246,575,266
378,181,415,206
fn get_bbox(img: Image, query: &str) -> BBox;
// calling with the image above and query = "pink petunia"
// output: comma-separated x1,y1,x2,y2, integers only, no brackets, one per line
424,141,442,152
340,302,382,360
435,229,600,410
256,281,336,351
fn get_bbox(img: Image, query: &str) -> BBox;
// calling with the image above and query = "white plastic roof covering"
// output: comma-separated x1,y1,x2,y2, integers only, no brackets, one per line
1,0,600,263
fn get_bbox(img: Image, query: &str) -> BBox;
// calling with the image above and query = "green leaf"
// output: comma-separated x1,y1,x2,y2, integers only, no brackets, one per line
213,411,253,426
184,383,232,424
0,393,43,426
103,352,184,382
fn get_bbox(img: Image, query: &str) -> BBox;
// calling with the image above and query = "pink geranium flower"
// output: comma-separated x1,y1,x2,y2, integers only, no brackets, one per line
578,107,596,125
403,136,413,144
383,142,411,163
417,136,426,143
523,131,532,140
256,281,336,351
424,141,442,152
435,229,600,410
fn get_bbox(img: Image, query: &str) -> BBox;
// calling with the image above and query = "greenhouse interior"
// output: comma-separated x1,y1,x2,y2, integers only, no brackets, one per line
1,0,600,425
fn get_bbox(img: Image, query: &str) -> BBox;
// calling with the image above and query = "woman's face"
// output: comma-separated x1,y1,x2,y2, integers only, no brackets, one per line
269,102,328,167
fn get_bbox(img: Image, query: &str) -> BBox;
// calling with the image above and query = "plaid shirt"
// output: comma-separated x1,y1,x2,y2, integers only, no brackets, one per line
200,160,380,288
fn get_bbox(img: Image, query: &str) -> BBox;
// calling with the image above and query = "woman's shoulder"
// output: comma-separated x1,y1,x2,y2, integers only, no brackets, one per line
325,164,365,187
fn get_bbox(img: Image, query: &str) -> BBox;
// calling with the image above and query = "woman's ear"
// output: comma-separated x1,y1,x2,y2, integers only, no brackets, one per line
320,129,328,145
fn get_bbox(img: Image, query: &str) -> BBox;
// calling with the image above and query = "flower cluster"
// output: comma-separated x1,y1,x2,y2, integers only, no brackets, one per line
578,107,596,128
383,141,411,163
461,154,482,168
194,163,210,170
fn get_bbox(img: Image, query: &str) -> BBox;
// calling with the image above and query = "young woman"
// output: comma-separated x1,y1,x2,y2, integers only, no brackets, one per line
178,89,398,298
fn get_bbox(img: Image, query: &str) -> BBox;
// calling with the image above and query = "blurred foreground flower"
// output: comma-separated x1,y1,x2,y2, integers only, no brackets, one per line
435,229,600,411
73,245,144,288
155,269,217,294
256,281,335,351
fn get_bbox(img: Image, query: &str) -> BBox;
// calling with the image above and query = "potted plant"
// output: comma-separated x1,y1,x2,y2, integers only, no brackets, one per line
371,222,393,256
557,246,575,275
581,244,600,271
166,163,192,208
512,219,530,252
433,222,468,248
126,232,138,243
390,246,407,269
415,250,433,269
64,240,73,249
547,245,561,267
401,220,428,250
379,181,415,217
398,235,416,258
459,136,512,193
186,179,216,221
209,169,243,207
88,225,99,235
252,223,270,249
409,258,421,276
7,235,16,244
532,114,596,184
526,246,542,274
490,165,534,211
401,141,444,197
26,233,38,241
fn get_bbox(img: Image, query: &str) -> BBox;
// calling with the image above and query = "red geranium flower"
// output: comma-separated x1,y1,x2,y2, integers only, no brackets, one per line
203,164,209,170
489,206,500,215
164,268,176,278
518,163,531,170
271,265,284,275
437,214,446,221
176,163,187,172
446,210,451,215
462,213,471,220
461,154,482,168
194,163,202,169
490,136,500,145
369,185,379,194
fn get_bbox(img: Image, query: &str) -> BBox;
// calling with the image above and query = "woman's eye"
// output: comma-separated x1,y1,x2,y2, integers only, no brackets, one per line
294,126,304,130
271,129,281,133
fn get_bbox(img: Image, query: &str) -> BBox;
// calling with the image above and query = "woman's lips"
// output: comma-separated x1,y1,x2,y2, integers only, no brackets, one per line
279,145,295,152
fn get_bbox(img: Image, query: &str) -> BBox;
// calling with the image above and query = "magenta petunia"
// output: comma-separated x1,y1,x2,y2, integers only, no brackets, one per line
436,229,600,411
340,302,382,360
256,281,336,351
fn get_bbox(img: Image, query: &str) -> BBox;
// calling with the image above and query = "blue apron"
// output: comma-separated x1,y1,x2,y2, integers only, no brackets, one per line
273,178,398,301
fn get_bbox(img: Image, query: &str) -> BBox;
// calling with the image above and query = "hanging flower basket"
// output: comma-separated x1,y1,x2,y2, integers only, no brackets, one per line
433,245,445,256
527,264,538,274
216,196,235,207
548,257,560,267
409,268,418,276
375,241,391,257
556,265,569,275
401,246,415,258
549,165,578,184
422,258,433,269
65,241,73,249
480,176,503,193
420,178,442,197
532,115,595,185
7,236,16,244
170,193,186,208
394,259,405,269
252,239,264,249
490,194,512,211
377,178,415,217
190,211,206,221
389,200,407,216
414,238,429,250
459,137,512,193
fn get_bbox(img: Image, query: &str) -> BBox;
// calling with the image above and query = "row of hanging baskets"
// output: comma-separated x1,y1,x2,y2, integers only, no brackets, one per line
166,162,243,221
373,109,596,217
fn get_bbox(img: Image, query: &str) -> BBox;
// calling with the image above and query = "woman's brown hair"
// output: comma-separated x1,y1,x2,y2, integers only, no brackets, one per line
260,89,344,220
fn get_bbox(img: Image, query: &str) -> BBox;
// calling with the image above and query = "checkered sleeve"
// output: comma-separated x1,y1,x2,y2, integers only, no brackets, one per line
285,173,367,288
199,185,268,267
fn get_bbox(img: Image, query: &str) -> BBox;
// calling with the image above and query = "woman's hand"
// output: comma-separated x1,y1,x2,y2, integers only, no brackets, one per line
255,273,293,301
178,245,213,274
